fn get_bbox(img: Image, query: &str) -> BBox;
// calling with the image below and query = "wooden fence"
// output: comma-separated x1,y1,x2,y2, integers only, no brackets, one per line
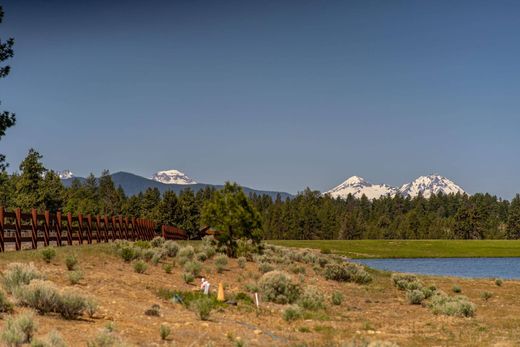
161,225,187,240
0,207,156,252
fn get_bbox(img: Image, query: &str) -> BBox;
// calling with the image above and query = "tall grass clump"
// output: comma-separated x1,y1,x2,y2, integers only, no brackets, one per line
1,313,37,346
237,257,247,269
429,293,476,317
160,324,171,340
2,263,44,294
151,236,165,248
214,254,228,273
323,263,372,284
68,271,84,285
31,330,66,347
41,248,56,263
298,286,325,311
65,254,78,271
133,260,148,274
331,291,343,306
183,261,202,277
163,240,179,257
177,246,195,266
282,305,302,322
190,297,213,320
495,278,503,287
182,272,195,284
162,263,173,274
258,271,301,304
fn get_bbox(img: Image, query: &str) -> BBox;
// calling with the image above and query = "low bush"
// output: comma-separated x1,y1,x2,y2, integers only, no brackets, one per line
258,262,274,274
429,293,476,317
196,252,208,262
57,290,90,320
182,272,194,284
162,240,179,257
133,240,150,249
151,251,165,266
151,236,165,248
1,313,37,346
258,271,301,304
86,299,98,318
452,285,462,293
65,255,78,271
318,257,329,268
215,254,228,273
495,278,503,287
68,271,84,285
160,324,171,340
244,283,259,293
86,330,121,347
236,238,261,261
289,264,306,275
324,263,372,284
237,257,247,269
406,289,426,305
481,291,493,301
119,246,137,262
190,297,213,320
282,305,302,322
162,263,173,274
144,304,161,316
391,273,422,291
41,248,56,263
178,246,195,261
183,261,202,276
298,286,325,311
2,263,44,294
31,330,66,347
14,280,60,315
133,260,148,274
142,249,155,262
331,291,343,306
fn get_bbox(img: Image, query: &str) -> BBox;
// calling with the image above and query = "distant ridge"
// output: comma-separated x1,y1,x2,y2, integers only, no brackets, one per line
61,171,293,200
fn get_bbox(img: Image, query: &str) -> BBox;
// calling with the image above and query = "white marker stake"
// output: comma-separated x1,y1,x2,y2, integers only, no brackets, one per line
254,292,259,308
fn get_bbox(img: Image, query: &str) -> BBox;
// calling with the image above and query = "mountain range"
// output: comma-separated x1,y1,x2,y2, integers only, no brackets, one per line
325,175,465,200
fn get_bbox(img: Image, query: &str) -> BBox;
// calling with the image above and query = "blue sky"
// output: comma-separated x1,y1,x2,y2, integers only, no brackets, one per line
1,0,520,197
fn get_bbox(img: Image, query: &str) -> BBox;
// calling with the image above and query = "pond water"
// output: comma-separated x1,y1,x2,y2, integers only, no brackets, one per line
354,258,520,279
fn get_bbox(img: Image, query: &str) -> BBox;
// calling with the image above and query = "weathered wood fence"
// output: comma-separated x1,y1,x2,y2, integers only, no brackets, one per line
161,225,187,240
0,207,156,252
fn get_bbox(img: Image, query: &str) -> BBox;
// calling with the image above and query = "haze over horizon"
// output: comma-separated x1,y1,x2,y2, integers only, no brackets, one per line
2,0,520,198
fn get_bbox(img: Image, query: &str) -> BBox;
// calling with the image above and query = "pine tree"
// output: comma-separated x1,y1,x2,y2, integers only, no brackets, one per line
0,6,15,171
13,149,46,210
39,170,65,212
507,194,520,239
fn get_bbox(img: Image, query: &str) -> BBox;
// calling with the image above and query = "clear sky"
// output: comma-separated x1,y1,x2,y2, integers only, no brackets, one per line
1,0,520,197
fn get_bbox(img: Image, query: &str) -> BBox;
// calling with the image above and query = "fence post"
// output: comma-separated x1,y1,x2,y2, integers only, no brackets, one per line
125,217,132,240
14,208,22,251
86,215,93,244
30,209,38,249
95,215,102,243
66,212,73,245
120,216,128,240
77,213,84,244
0,207,4,252
43,211,50,247
55,212,63,246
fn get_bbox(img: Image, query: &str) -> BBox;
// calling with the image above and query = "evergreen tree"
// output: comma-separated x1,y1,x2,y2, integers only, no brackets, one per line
507,194,520,239
0,6,15,171
13,149,46,210
39,170,65,212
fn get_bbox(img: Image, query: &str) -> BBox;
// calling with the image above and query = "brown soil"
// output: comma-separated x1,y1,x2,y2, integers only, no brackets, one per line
0,244,519,346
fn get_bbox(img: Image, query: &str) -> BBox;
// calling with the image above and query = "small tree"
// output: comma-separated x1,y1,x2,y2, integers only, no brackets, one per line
201,182,262,257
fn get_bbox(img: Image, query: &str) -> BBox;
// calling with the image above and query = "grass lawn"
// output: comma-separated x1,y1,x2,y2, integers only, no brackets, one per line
268,239,520,258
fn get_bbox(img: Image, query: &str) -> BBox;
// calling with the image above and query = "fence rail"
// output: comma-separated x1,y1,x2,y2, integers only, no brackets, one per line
0,207,156,251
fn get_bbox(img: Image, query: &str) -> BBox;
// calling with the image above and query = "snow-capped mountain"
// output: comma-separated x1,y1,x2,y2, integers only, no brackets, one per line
151,169,197,185
57,170,74,179
326,174,465,200
399,175,465,198
325,176,399,200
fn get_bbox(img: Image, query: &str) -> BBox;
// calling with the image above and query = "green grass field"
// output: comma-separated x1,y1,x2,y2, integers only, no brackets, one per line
268,239,520,258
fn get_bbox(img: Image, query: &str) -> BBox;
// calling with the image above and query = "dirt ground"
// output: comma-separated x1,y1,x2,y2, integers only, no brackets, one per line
0,243,519,346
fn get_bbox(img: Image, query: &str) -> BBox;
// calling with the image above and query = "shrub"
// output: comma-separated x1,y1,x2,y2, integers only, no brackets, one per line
14,280,60,315
162,263,173,274
119,246,137,262
237,257,247,269
160,324,171,340
184,261,202,276
142,249,155,262
196,252,208,262
429,293,476,317
202,245,217,259
41,248,56,263
282,305,302,322
134,240,151,249
68,271,84,285
144,304,161,316
2,263,44,294
298,286,325,311
86,330,120,347
162,240,179,257
236,238,260,261
318,257,329,268
190,297,213,320
65,255,78,271
320,248,331,255
1,313,37,346
151,252,163,266
406,289,426,305
331,291,343,306
86,299,98,318
258,262,274,274
324,263,372,284
495,278,503,287
215,254,228,273
391,273,422,291
182,272,194,284
244,283,259,293
57,290,89,320
481,291,493,301
258,271,301,304
452,285,462,293
0,290,13,313
31,330,66,347
151,236,165,248
133,260,148,274
178,246,195,260
289,264,306,275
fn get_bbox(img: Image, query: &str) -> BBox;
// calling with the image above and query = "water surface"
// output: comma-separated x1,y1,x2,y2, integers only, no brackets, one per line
354,257,520,279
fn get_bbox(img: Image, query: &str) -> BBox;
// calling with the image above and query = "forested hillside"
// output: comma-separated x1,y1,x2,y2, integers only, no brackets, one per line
2,149,520,240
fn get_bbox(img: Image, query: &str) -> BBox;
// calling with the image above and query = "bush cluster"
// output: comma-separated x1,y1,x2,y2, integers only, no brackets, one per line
1,313,37,346
65,255,78,271
2,263,44,294
298,286,325,311
258,271,301,304
282,305,302,322
429,293,476,317
331,291,343,306
214,254,228,273
391,273,435,305
133,260,148,274
323,263,372,284
41,248,56,263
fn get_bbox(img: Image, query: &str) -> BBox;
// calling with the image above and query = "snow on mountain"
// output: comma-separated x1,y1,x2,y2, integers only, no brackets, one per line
399,175,465,198
325,176,399,200
151,169,197,185
57,170,74,179
326,174,465,200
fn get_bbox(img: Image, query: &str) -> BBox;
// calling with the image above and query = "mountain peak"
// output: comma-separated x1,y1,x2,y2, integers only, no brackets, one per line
343,176,369,185
151,169,197,185
57,170,74,179
326,176,398,200
399,175,464,198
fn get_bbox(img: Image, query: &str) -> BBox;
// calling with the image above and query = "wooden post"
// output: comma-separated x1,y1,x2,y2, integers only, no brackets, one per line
30,209,38,249
120,216,128,240
95,215,102,243
14,208,22,251
125,217,132,240
43,211,50,247
55,212,63,246
86,215,93,244
104,215,113,241
66,212,73,245
0,207,4,252
77,213,84,244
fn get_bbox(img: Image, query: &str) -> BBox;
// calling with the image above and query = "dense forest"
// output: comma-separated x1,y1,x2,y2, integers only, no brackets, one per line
2,149,520,240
